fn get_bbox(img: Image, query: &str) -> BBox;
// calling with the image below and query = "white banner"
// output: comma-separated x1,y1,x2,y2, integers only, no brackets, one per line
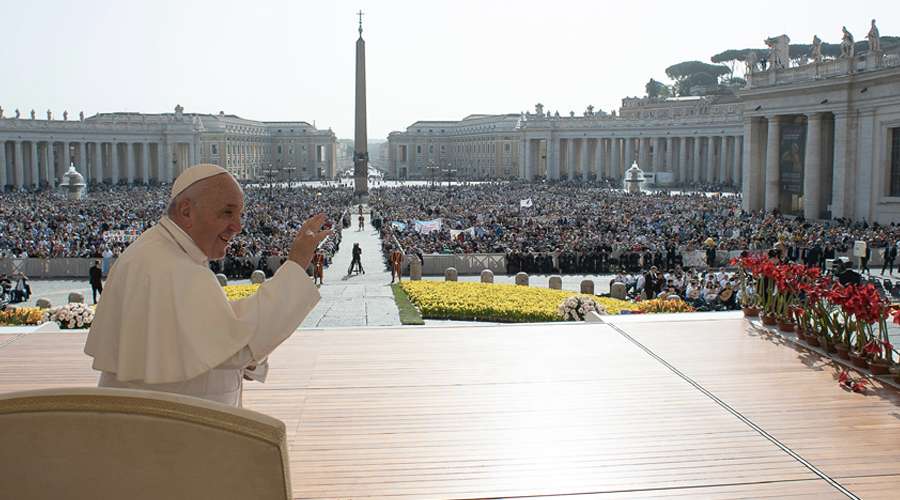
414,219,442,234
520,198,533,208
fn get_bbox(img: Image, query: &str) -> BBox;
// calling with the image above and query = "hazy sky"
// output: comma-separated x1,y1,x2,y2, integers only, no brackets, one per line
2,1,896,139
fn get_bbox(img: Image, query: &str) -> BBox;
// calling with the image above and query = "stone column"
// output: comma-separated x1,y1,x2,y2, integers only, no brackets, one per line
638,137,649,169
705,137,716,183
622,138,633,171
78,142,87,181
0,142,6,188
580,139,590,181
743,118,766,211
610,138,621,179
718,135,728,183
731,136,742,187
803,113,823,219
692,137,702,183
96,142,105,182
13,141,23,188
764,116,782,212
548,136,559,180
110,143,119,184
61,141,70,172
678,137,688,183
126,143,135,183
30,141,39,187
596,139,606,178
46,141,55,186
652,137,663,172
160,142,170,183
142,142,151,184
566,138,575,180
188,142,196,166
665,136,674,173
523,139,532,180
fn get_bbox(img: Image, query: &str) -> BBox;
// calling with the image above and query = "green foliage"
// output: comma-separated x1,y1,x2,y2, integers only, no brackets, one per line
391,283,425,325
665,60,730,80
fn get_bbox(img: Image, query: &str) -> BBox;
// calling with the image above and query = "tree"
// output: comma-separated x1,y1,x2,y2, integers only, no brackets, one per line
645,78,671,98
664,61,730,96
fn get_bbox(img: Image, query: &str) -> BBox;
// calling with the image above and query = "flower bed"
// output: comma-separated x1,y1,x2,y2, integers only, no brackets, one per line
400,281,636,322
223,284,261,301
634,298,696,314
0,307,45,326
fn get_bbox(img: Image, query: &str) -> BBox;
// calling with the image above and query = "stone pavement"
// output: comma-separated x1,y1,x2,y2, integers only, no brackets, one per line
300,205,401,328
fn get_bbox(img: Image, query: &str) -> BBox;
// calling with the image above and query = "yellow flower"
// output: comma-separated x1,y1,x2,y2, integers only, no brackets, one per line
400,281,636,322
0,307,45,326
634,298,696,314
223,284,261,301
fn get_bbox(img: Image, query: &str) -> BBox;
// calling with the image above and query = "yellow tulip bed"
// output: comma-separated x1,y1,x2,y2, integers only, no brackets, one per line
223,284,261,301
0,307,46,326
400,281,636,322
634,298,696,314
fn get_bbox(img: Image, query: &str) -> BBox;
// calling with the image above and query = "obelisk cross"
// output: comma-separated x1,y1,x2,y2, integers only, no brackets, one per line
357,10,364,35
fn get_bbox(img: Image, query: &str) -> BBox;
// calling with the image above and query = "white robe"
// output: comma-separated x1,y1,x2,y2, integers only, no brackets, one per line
85,216,319,406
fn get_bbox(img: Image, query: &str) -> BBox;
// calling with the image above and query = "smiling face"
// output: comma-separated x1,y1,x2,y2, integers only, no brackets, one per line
171,173,244,260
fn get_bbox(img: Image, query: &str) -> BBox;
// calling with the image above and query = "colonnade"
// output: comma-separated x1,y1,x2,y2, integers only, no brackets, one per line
522,134,743,186
743,112,837,219
0,139,197,188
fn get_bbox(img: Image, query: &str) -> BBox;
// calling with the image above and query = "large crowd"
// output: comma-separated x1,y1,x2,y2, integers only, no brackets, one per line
0,184,352,278
371,181,900,274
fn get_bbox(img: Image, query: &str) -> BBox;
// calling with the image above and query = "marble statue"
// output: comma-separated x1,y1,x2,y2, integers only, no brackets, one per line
841,26,855,58
63,110,68,121
15,109,20,119
46,109,52,120
534,103,544,115
79,111,84,121
586,105,594,116
811,35,823,63
0,106,3,119
554,110,560,118
569,111,575,118
868,19,880,53
744,51,759,74
764,34,790,70
30,110,35,120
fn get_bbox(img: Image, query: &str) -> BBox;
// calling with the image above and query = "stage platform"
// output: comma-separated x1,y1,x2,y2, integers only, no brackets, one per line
1,312,899,499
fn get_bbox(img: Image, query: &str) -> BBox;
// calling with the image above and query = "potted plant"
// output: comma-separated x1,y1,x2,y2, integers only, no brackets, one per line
733,256,761,317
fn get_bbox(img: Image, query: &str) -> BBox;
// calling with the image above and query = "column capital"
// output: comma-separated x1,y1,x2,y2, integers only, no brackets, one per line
805,112,825,121
765,115,783,123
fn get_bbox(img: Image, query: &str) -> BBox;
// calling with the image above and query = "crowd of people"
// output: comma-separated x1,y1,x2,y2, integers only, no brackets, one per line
0,184,352,279
370,181,900,275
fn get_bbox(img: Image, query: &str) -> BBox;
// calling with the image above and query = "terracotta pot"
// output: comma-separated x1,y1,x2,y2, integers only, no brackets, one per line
742,306,759,317
849,351,869,369
806,335,820,347
834,343,851,360
869,360,891,376
890,366,900,384
796,330,808,343
777,321,796,333
761,313,777,326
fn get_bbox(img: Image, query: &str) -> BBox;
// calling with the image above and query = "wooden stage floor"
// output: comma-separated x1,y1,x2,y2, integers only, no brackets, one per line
1,313,899,499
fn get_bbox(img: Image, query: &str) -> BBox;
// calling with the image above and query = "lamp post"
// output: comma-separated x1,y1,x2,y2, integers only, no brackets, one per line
426,161,439,189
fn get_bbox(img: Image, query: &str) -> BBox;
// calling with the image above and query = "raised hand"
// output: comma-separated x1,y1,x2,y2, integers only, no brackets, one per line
288,213,333,269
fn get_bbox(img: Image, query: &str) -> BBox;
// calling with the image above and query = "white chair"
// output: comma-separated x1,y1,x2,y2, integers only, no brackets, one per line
0,387,292,500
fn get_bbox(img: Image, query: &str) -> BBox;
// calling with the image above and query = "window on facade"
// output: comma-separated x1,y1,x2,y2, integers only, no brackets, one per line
891,127,900,196
211,144,218,155
417,145,422,154
316,145,325,162
505,143,511,152
399,145,408,162
429,145,434,153
441,145,446,152
277,145,282,154
289,148,294,155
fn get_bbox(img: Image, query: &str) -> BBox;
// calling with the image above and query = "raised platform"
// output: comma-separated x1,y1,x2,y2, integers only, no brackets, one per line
1,313,899,499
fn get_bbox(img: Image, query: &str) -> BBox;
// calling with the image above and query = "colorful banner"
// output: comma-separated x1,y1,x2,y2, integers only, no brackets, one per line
779,122,806,195
413,219,442,234
390,221,407,231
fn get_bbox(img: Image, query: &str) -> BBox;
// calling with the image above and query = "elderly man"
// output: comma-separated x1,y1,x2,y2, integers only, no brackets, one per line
85,164,330,406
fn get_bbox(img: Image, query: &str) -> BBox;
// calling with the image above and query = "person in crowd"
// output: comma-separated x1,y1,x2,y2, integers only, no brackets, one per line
389,246,403,283
312,249,326,286
89,260,103,304
348,242,364,275
881,241,896,275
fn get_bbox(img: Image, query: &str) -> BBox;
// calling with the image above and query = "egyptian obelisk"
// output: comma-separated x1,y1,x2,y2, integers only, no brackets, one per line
353,10,369,203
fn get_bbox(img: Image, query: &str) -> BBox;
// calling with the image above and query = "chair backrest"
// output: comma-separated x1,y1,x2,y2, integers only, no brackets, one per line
0,387,291,500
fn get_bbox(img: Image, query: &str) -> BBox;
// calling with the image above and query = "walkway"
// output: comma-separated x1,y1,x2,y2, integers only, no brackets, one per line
300,205,401,328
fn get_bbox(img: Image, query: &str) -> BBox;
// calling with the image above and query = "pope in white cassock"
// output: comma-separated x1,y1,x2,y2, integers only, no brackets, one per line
85,164,330,407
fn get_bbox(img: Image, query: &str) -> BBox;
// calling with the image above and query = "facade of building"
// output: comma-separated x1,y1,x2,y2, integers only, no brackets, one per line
0,105,337,187
387,42,900,223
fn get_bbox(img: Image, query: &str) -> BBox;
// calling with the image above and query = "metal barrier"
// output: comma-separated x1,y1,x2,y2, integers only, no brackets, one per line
422,254,506,275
